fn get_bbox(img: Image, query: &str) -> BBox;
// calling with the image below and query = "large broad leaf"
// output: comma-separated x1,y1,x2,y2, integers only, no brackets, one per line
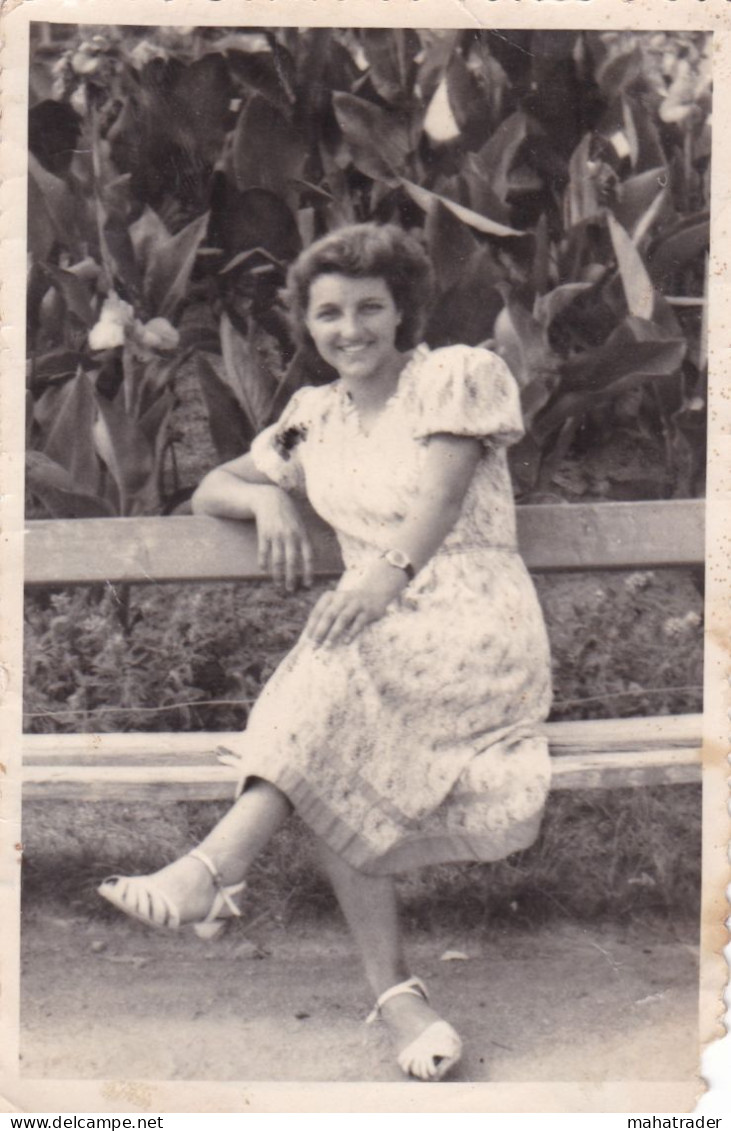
143,210,210,321
426,247,504,347
401,179,524,238
458,166,514,228
129,206,171,277
472,112,529,203
102,214,145,308
607,213,655,320
561,318,686,394
195,351,254,461
415,31,459,105
209,179,301,263
219,313,278,433
623,94,666,174
630,187,668,249
425,199,479,293
533,283,593,330
333,92,415,184
594,47,643,100
29,100,83,178
612,168,667,236
29,349,81,394
35,372,103,495
645,217,710,291
564,134,602,228
445,51,489,144
25,450,114,519
359,29,421,104
232,94,307,198
27,153,84,261
93,392,157,516
226,49,292,115
41,264,96,328
170,53,234,166
493,301,561,426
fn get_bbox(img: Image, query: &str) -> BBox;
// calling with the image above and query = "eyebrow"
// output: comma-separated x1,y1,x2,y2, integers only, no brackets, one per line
312,294,386,312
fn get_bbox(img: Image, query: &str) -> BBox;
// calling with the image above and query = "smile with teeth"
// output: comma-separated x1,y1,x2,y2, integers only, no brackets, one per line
340,343,371,354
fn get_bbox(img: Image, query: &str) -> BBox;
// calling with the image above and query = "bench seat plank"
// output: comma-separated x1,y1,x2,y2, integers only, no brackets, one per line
23,499,704,586
21,715,702,799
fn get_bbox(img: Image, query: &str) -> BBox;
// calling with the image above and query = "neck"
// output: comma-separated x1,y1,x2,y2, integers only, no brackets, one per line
340,349,408,411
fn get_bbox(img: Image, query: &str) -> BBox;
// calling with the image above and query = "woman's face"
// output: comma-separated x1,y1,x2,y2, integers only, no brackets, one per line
305,273,402,382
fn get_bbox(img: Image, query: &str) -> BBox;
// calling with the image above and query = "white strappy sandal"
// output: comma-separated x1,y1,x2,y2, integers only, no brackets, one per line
367,976,463,1081
97,848,246,940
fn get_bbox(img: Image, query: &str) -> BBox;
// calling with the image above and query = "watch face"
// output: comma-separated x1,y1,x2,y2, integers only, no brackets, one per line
386,549,409,569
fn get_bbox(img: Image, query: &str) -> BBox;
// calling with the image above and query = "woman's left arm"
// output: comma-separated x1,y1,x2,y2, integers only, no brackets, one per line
306,433,482,647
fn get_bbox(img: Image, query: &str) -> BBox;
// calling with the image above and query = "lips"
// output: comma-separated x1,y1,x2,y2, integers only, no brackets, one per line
339,343,371,355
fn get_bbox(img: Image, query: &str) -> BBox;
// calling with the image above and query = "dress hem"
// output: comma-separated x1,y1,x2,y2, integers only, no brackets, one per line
238,763,546,876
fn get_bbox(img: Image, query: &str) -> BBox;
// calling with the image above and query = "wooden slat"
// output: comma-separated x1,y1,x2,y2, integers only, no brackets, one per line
21,714,703,764
23,500,705,586
20,715,702,800
517,499,704,572
19,750,701,800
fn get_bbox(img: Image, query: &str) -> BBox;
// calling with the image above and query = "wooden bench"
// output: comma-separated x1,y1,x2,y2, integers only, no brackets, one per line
22,499,705,801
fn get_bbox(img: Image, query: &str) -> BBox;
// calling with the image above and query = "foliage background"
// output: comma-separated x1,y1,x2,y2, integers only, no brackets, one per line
23,25,708,928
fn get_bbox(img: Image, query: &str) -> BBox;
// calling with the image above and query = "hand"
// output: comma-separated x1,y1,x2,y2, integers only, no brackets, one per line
255,487,314,591
305,587,392,648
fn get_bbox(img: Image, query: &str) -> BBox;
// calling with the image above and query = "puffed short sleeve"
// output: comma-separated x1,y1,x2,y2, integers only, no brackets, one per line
409,345,524,448
249,387,314,493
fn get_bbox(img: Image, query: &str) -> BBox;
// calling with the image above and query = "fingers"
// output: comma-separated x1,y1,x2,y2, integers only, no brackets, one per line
259,530,314,591
306,593,370,648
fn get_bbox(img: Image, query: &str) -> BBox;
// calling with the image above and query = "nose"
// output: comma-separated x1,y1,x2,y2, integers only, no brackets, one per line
339,309,362,338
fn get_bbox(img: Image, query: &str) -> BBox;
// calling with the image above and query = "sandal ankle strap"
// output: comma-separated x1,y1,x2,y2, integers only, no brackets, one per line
188,848,242,919
366,976,429,1025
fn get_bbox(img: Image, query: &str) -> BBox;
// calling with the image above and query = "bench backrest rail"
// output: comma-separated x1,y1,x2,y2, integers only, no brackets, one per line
23,499,705,586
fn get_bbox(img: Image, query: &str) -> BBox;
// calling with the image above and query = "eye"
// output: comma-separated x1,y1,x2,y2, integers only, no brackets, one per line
361,301,384,313
314,306,340,321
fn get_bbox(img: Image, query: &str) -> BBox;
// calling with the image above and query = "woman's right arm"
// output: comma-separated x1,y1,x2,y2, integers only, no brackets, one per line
191,454,314,590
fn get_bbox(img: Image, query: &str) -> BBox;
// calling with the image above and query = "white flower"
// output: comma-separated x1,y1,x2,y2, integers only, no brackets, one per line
88,292,134,351
70,85,88,117
71,47,102,76
135,317,180,351
663,611,701,638
89,320,125,350
624,571,655,594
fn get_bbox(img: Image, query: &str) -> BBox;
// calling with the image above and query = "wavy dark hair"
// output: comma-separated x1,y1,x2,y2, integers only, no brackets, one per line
284,223,435,352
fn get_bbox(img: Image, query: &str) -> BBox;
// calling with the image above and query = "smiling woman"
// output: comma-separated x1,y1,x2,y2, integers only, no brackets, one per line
98,222,552,1084
305,275,404,398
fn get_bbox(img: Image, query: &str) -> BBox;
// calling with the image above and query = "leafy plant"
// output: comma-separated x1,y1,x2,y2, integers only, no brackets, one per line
28,25,710,507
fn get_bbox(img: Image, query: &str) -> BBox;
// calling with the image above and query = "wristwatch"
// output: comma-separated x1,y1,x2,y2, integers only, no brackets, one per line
382,548,415,581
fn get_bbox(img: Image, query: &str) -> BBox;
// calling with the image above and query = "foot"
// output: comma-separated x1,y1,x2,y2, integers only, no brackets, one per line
133,855,223,924
98,850,246,933
375,979,462,1081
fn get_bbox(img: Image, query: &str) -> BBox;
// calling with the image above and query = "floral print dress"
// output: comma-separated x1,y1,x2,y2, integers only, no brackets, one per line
234,343,552,875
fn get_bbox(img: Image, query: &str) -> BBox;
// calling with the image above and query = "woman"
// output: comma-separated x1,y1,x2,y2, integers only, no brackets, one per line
99,222,553,1082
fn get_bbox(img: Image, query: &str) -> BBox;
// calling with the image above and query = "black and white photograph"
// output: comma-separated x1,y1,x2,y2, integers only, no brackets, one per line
1,0,728,1115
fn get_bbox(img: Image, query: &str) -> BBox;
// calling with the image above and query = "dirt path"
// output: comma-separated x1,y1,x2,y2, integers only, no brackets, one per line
19,905,699,1085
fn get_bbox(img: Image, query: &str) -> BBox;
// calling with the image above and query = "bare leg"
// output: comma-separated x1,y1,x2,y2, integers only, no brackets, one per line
314,839,449,1058
119,780,292,923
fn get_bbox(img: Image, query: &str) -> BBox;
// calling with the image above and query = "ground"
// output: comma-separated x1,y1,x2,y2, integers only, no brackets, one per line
20,904,700,1086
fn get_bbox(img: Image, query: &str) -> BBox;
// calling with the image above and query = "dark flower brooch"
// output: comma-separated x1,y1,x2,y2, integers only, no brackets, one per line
274,424,308,461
